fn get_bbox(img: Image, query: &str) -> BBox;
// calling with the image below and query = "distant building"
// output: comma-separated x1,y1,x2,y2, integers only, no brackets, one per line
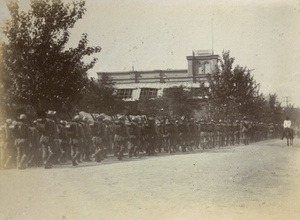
97,50,219,101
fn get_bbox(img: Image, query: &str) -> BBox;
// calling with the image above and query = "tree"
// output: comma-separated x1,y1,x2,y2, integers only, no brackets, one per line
206,51,261,121
0,0,101,116
77,75,124,115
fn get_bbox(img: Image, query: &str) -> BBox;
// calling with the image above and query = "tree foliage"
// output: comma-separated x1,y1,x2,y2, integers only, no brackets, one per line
77,75,124,115
125,86,194,119
206,51,261,121
0,0,101,114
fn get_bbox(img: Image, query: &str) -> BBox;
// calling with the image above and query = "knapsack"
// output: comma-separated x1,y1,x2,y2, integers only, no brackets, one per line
12,123,27,139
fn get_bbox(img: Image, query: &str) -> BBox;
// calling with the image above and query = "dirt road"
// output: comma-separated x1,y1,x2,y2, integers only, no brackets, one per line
1,139,300,220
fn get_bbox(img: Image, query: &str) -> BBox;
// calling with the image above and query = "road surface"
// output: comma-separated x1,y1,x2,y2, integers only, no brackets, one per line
1,138,300,220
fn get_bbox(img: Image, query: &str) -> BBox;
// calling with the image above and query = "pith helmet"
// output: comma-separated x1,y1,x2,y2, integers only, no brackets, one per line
19,114,27,120
47,110,56,116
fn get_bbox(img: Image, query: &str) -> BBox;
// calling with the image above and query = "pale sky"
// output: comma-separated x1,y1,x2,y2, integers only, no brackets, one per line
1,0,300,107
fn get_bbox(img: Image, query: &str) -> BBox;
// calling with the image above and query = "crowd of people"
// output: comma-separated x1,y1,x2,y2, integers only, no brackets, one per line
0,110,286,170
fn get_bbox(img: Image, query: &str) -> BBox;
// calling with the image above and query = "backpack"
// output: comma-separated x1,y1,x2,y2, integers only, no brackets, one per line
12,123,28,139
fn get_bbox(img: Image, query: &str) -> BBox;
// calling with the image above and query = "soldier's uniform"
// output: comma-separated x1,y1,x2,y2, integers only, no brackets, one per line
66,115,84,166
177,120,190,152
268,123,274,139
35,111,59,169
0,125,7,169
142,118,158,155
188,119,199,150
241,116,250,145
103,118,114,155
207,120,216,148
12,114,31,169
57,120,70,163
127,117,141,157
156,120,164,153
234,120,240,145
229,121,235,146
81,117,92,161
215,120,222,147
164,119,178,153
114,116,130,160
28,125,41,167
1,119,15,169
90,114,107,162
199,119,207,149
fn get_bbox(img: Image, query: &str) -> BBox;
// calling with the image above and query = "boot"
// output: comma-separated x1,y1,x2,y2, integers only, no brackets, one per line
18,154,27,169
4,156,12,169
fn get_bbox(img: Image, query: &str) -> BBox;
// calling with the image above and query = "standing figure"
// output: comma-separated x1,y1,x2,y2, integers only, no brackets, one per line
241,116,250,145
281,117,292,140
114,116,130,160
66,115,84,166
127,117,141,157
1,119,15,169
35,110,58,169
57,120,70,163
12,114,31,169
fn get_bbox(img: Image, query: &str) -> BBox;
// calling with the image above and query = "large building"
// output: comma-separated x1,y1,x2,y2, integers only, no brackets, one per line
97,50,219,101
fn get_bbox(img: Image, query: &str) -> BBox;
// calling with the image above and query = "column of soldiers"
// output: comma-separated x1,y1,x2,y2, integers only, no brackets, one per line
0,111,284,170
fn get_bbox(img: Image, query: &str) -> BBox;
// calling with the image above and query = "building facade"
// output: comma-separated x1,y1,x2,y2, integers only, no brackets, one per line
97,50,219,101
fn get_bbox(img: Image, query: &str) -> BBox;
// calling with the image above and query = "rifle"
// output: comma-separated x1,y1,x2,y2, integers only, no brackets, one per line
90,112,96,121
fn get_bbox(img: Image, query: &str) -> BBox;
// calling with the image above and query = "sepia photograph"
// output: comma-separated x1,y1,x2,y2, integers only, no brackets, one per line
0,0,300,219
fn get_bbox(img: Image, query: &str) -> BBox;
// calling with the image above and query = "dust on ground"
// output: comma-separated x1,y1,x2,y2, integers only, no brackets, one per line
1,139,300,220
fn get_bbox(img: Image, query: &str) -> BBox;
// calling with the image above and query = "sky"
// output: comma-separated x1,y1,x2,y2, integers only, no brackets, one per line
1,0,300,107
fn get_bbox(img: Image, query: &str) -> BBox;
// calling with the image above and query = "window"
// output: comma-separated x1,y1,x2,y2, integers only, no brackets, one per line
116,89,133,99
140,88,158,99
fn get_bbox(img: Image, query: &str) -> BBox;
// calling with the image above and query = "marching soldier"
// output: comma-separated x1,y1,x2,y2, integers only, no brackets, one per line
1,119,15,169
234,120,241,145
57,120,70,163
114,115,130,160
188,118,199,150
35,110,59,169
81,116,92,161
241,116,250,145
66,115,84,166
103,117,114,156
199,119,207,149
142,117,158,155
156,119,164,153
127,117,141,157
28,122,41,167
207,119,216,148
13,114,31,169
177,119,190,152
163,119,178,154
90,114,107,162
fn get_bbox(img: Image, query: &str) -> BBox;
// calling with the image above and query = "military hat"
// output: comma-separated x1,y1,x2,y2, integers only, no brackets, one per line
97,113,106,120
131,117,139,122
103,118,112,123
6,119,12,124
59,120,67,125
88,122,95,127
73,115,81,121
19,114,27,120
83,116,89,122
47,110,56,116
118,115,126,121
